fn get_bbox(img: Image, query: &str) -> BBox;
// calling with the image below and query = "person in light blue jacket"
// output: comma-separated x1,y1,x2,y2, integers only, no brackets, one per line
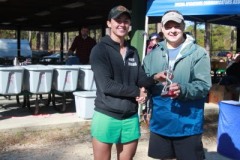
143,10,212,160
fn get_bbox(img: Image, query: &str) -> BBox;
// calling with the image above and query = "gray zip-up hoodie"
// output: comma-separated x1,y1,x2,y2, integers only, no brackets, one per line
90,35,154,119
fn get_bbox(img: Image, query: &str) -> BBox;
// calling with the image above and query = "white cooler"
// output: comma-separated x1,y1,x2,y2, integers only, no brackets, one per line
73,91,96,119
75,65,96,91
0,66,24,95
22,65,53,94
49,65,79,92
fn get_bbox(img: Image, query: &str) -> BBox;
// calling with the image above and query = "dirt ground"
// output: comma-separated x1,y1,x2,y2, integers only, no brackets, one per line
0,108,230,160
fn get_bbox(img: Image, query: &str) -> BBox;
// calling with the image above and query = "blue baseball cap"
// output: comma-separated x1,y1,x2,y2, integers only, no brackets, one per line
149,33,160,40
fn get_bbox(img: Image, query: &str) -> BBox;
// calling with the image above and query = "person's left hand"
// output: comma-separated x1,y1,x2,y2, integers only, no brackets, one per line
136,87,147,104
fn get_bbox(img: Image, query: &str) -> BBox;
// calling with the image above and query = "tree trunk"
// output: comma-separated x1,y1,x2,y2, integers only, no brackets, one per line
64,32,68,51
230,26,235,52
36,31,41,50
41,32,49,51
28,31,32,49
204,23,211,54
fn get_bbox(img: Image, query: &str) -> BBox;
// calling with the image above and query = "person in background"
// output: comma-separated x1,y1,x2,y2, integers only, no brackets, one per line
226,54,240,83
234,53,240,59
143,10,212,160
220,54,240,86
219,58,226,63
146,32,163,54
90,5,164,160
226,52,240,67
226,52,233,65
158,31,164,41
67,26,96,64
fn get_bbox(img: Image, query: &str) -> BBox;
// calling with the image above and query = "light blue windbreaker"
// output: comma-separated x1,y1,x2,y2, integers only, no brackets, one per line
143,36,212,137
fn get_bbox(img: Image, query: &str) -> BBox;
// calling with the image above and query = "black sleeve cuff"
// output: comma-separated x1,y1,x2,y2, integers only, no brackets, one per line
151,73,158,84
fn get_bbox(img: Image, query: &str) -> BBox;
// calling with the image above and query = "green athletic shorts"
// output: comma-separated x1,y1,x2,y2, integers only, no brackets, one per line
91,111,140,144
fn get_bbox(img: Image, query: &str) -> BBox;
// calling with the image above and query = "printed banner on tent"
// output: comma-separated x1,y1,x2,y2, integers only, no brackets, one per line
147,0,240,16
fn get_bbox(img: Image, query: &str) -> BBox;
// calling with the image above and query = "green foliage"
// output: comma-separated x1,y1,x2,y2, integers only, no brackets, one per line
185,24,205,47
148,24,157,36
20,31,29,39
185,24,236,54
211,24,236,52
0,30,16,38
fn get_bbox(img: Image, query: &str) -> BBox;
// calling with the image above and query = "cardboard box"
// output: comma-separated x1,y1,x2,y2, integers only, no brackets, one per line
208,84,232,104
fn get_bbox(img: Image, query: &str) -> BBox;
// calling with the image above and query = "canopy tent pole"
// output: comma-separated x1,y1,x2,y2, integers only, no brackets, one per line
142,16,149,64
194,21,197,39
130,0,146,61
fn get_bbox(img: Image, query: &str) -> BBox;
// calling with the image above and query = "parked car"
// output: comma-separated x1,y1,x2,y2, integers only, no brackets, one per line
217,51,229,57
0,39,32,59
32,50,50,58
39,52,67,65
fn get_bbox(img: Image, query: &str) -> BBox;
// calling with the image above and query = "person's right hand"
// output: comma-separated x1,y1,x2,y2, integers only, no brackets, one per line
153,72,167,82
